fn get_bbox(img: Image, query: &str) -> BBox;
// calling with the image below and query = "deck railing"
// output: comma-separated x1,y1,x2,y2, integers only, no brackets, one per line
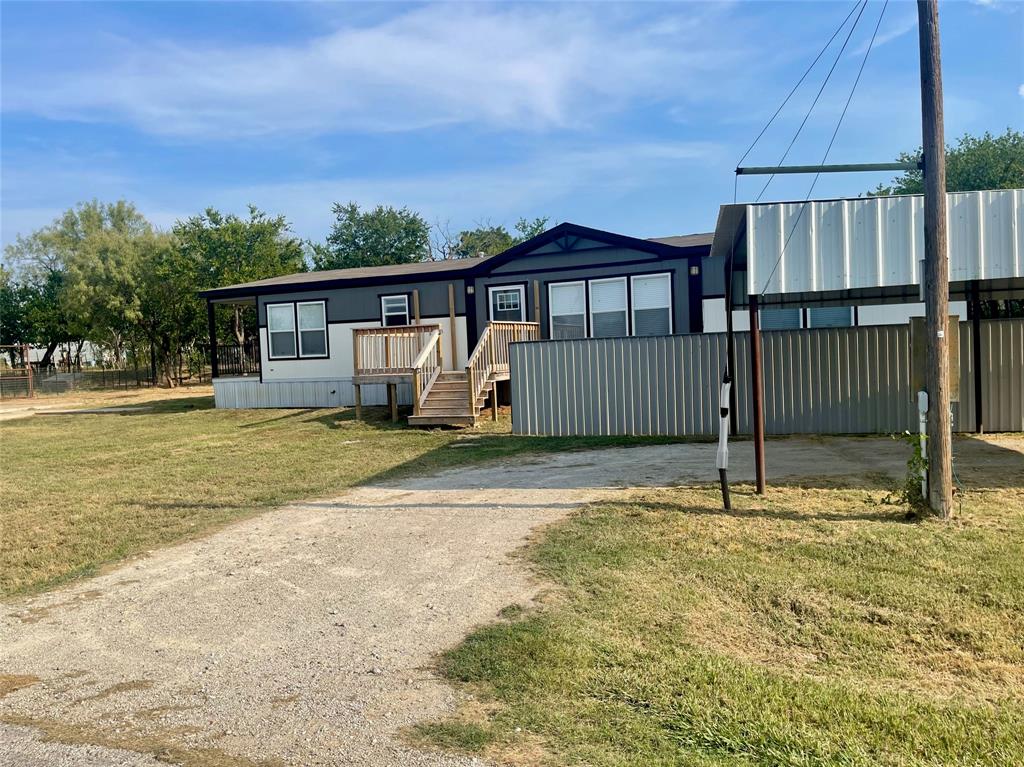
411,329,443,416
353,324,442,376
465,321,540,411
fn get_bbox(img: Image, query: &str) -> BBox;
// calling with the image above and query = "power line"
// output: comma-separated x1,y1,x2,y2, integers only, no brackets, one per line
758,0,891,296
734,0,865,188
755,0,870,202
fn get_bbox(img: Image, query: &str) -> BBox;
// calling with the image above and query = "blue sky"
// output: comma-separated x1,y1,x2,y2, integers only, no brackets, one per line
2,0,1021,251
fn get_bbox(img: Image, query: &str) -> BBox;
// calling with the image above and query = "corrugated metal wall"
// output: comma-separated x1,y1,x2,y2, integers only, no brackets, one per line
213,378,412,409
510,319,1023,436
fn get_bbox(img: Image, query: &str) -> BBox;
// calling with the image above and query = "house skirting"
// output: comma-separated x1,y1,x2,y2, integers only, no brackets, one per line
213,377,413,409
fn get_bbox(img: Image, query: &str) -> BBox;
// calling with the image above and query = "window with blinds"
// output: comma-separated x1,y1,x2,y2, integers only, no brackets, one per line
631,273,672,336
589,278,628,338
807,307,853,328
549,282,586,339
267,304,297,358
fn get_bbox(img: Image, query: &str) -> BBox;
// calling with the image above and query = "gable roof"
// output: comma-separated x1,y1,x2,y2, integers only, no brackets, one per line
201,222,713,300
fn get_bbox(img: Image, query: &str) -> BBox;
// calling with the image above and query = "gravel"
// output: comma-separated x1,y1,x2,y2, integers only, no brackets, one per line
0,439,913,766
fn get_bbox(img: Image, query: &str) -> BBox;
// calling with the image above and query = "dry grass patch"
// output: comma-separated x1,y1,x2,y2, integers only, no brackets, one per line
0,392,691,598
419,467,1024,766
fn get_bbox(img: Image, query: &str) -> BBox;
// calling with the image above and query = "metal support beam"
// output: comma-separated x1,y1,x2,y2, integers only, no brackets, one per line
749,296,766,495
970,281,984,434
207,300,218,379
736,161,920,176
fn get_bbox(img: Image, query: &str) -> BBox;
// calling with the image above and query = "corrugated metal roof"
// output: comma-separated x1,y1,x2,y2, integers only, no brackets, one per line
743,189,1024,296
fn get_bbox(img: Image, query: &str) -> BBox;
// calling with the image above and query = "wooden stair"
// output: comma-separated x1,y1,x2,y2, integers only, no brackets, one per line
407,371,489,427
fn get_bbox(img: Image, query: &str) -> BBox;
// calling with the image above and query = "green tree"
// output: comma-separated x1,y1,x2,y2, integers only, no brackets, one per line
175,206,305,344
872,129,1024,196
312,202,430,271
136,231,205,387
61,202,152,364
442,216,551,259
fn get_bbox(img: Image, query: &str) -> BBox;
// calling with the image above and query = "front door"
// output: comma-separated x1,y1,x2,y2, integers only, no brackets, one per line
487,285,526,322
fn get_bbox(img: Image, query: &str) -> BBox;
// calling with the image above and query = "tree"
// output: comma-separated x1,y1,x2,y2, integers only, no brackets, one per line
175,206,305,344
61,202,152,364
439,216,551,260
871,129,1024,196
136,231,205,387
311,202,430,271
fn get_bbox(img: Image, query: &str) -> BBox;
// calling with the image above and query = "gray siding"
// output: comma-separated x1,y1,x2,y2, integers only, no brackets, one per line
473,252,699,337
256,279,466,325
510,319,1024,436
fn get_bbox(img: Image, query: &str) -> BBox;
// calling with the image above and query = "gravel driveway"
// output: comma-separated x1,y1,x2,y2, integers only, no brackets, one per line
0,438,925,766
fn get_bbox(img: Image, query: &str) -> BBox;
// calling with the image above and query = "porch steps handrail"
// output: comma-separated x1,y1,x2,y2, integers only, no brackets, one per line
411,329,443,415
464,321,540,413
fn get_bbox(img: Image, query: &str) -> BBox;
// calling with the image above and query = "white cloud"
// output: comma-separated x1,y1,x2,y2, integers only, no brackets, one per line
850,12,917,56
1,139,726,248
1019,84,1024,98
2,4,745,139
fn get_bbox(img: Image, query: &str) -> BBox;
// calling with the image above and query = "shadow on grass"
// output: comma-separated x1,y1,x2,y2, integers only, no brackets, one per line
599,498,913,524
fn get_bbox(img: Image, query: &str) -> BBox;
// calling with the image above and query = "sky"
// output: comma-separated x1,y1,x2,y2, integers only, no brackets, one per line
2,0,1022,252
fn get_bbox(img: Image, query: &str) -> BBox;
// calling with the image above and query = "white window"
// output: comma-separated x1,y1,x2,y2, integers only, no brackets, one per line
631,273,672,336
381,295,410,327
488,285,525,322
267,304,297,359
549,282,586,340
589,278,628,338
297,301,328,357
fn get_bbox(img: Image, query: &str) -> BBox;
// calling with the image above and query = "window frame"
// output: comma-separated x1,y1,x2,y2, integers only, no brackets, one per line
487,284,527,322
630,272,673,336
265,299,330,360
296,300,329,359
588,276,629,338
547,280,587,341
380,294,411,327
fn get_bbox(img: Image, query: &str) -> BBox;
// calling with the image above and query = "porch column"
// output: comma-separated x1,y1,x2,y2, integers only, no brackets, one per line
207,300,219,379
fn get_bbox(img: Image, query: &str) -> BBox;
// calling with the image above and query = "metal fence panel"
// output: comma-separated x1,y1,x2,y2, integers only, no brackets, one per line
510,319,1023,436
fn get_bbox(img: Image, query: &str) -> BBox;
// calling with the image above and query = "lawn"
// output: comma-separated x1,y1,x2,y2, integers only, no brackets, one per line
0,389,686,598
415,457,1024,766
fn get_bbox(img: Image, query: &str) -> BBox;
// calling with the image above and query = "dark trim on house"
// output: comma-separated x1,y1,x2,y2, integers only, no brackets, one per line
200,222,712,301
465,284,479,349
687,256,703,333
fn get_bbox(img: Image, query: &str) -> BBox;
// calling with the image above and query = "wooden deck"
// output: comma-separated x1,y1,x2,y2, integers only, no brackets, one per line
352,321,539,426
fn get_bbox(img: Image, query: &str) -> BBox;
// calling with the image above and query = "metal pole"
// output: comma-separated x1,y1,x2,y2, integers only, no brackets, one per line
749,296,766,495
207,301,219,380
970,281,984,434
918,0,952,517
736,160,920,176
724,255,738,435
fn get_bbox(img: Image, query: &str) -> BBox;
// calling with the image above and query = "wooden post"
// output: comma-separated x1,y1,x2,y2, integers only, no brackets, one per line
970,281,983,434
533,280,541,325
207,300,219,379
412,289,421,324
354,384,362,421
491,381,498,421
23,344,34,398
448,283,458,368
388,383,398,422
918,0,952,517
749,296,766,495
413,370,421,416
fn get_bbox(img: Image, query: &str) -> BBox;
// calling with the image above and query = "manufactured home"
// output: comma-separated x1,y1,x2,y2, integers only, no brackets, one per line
201,222,713,424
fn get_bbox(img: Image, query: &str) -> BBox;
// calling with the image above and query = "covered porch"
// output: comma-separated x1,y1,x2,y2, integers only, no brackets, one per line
206,297,261,380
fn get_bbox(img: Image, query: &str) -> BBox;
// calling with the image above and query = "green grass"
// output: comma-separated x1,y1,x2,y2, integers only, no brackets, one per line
0,392,693,598
416,478,1024,766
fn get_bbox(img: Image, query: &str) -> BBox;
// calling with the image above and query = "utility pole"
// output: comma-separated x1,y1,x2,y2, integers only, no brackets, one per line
917,0,952,517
